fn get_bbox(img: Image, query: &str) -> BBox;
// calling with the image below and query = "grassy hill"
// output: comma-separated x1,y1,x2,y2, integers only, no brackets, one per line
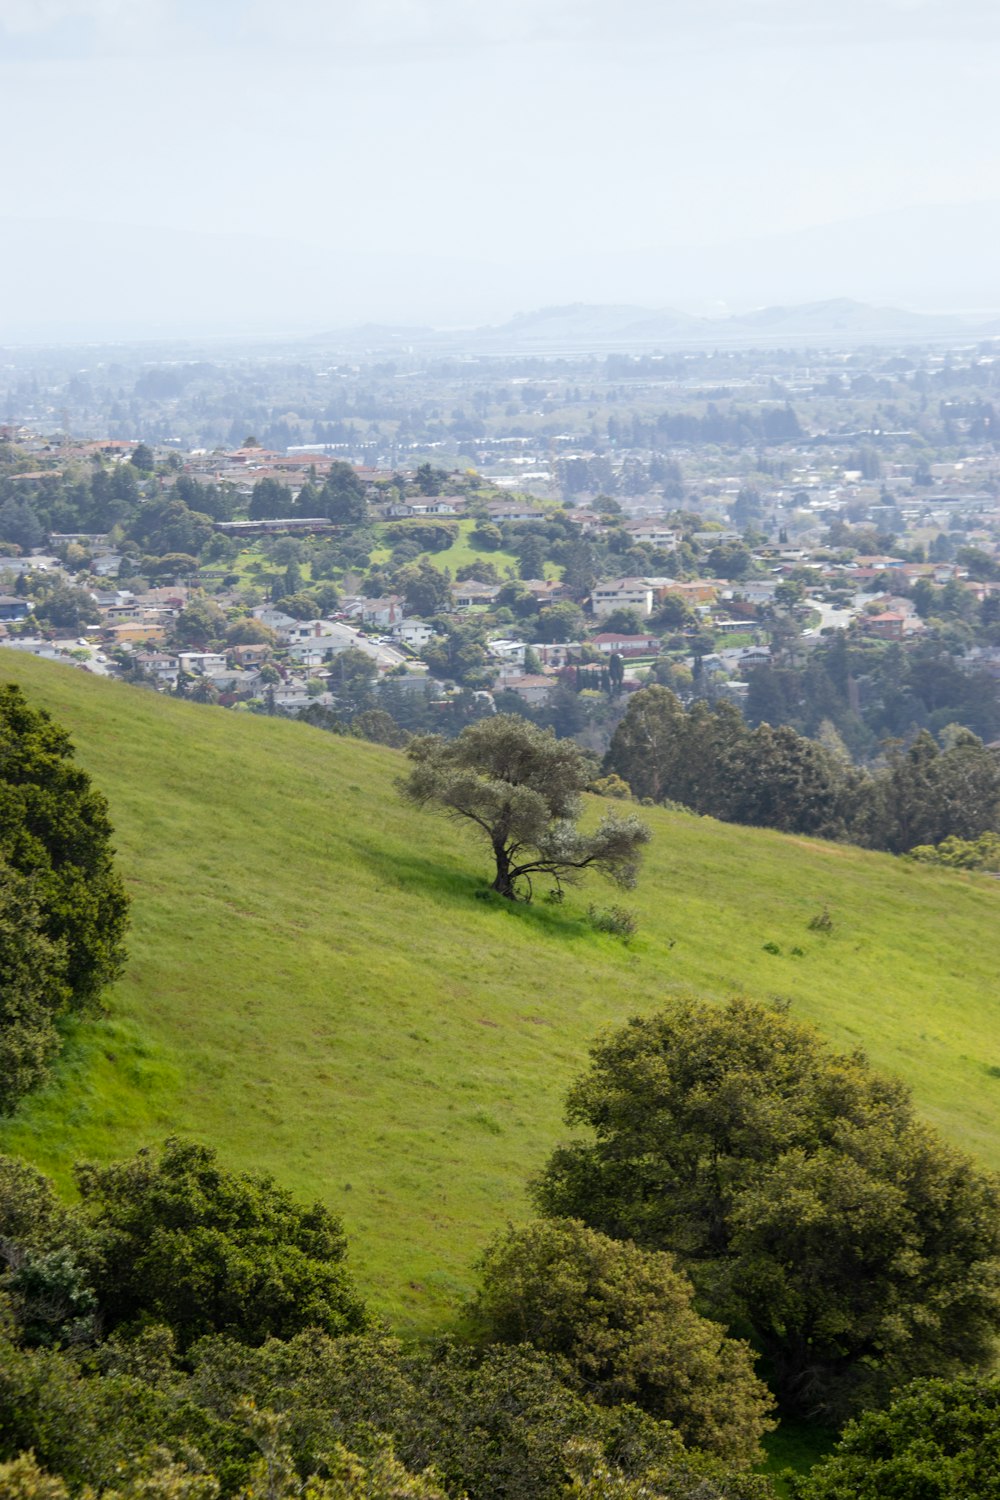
0,650,997,1337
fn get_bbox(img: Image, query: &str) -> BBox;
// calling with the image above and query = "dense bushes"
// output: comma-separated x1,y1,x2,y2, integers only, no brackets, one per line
74,1138,368,1349
0,1140,367,1355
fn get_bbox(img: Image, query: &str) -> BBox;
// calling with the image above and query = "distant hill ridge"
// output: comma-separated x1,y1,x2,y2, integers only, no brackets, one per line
311,296,976,355
0,650,996,1334
465,297,970,351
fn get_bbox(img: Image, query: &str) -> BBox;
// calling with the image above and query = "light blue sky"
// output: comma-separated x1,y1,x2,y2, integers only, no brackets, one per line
1,0,998,334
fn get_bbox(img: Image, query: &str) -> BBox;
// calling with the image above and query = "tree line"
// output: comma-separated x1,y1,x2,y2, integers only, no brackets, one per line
605,686,1000,853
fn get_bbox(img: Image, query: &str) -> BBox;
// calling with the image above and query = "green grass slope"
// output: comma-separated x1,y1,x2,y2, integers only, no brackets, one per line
0,651,997,1334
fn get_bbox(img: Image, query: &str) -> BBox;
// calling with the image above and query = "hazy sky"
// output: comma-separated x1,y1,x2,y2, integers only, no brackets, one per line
2,0,999,333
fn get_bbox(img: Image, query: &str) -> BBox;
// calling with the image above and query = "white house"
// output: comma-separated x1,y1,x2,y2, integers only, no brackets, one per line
177,651,226,675
392,619,435,649
591,577,675,619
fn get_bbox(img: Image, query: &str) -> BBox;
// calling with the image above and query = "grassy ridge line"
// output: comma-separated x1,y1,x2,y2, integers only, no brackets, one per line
0,651,996,1334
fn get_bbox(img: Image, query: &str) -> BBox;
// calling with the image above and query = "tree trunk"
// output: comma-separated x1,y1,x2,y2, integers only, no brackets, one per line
491,841,516,898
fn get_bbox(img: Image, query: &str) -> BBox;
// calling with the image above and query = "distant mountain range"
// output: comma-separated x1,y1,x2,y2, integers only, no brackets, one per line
3,197,1000,347
317,298,985,357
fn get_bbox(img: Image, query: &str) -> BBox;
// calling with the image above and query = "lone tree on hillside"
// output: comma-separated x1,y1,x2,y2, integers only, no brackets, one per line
399,714,650,901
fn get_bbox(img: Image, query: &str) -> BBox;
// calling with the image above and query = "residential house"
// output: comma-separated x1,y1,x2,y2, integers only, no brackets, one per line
534,642,581,669
230,642,272,669
360,596,406,629
485,500,542,523
732,580,780,605
203,668,262,695
452,581,502,609
134,652,180,684
391,619,435,650
494,673,553,706
590,632,660,656
591,577,675,619
386,498,463,518
0,595,30,622
487,639,527,667
521,578,569,604
177,651,227,674
860,611,908,640
623,521,680,549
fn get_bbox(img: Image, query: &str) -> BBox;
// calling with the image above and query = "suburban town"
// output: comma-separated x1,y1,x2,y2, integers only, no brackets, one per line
1,324,998,759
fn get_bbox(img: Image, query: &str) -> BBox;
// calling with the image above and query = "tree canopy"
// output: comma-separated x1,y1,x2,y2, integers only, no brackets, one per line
0,684,129,1021
471,1218,773,1462
399,714,650,900
73,1138,368,1348
790,1376,1000,1500
534,997,1000,1418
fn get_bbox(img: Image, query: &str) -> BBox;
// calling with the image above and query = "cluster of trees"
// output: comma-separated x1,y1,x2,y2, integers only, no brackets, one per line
606,685,1000,852
0,686,129,1111
908,830,1000,869
590,403,803,451
746,636,1000,752
247,464,368,526
0,1137,775,1499
4,1001,999,1498
534,998,1000,1421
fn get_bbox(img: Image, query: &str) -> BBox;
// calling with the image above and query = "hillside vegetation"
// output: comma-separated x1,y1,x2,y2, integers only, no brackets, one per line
0,650,997,1334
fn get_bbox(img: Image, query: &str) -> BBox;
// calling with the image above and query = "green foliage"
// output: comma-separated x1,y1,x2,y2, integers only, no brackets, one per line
605,687,1000,852
875,728,1000,853
128,500,213,558
188,1330,748,1500
562,1439,775,1499
0,865,67,1112
400,715,650,900
805,908,833,934
74,1139,367,1349
421,623,488,686
587,776,632,801
599,610,645,637
319,465,367,527
30,583,101,633
247,481,295,522
535,998,1000,1419
394,559,452,618
790,1376,1000,1500
471,1219,773,1462
350,710,410,749
0,684,129,1016
167,599,227,650
0,1332,180,1491
586,905,637,941
908,830,1000,870
384,522,459,554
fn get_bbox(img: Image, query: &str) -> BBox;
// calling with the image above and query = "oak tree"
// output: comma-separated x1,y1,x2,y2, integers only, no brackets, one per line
399,715,649,900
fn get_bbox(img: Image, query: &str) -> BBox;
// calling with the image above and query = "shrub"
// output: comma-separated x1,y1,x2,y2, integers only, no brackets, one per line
588,905,638,941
